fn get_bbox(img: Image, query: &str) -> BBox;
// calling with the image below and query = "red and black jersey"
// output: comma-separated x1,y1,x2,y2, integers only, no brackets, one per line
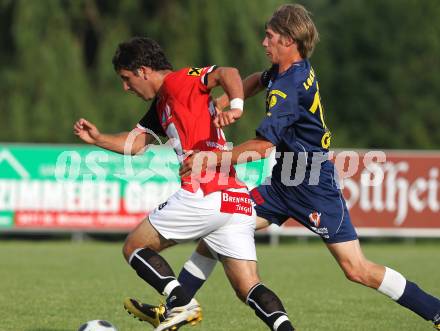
136,66,245,195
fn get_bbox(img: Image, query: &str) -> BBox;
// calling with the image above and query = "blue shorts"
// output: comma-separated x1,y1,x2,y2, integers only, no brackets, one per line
250,170,357,244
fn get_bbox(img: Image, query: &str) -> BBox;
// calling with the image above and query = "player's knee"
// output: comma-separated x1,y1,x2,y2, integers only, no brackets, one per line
228,277,256,302
235,280,260,302
122,235,144,263
344,268,363,283
343,260,385,288
195,240,215,259
234,285,249,302
228,281,245,302
122,238,134,262
232,287,246,302
341,262,368,284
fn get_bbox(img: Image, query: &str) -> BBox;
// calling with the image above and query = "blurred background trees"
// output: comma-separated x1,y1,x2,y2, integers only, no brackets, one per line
0,0,439,148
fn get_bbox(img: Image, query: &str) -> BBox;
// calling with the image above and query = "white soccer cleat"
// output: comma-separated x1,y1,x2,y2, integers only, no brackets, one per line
154,298,202,331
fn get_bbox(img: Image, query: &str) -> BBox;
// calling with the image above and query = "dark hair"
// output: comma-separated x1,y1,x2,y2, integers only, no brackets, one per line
112,37,173,72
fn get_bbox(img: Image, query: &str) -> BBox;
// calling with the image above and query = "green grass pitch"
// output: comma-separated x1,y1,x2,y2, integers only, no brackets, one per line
0,239,438,331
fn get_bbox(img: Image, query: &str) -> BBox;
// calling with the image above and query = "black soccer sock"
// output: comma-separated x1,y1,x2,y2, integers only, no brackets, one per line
246,283,295,331
165,284,192,310
396,281,440,322
129,248,191,308
178,267,206,298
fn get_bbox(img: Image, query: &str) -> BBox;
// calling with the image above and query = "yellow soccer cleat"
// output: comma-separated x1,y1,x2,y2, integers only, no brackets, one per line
124,297,166,328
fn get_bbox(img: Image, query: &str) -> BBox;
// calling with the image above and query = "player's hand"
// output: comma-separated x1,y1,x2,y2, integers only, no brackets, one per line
179,150,218,177
179,151,204,178
213,108,243,128
213,96,228,112
73,118,101,144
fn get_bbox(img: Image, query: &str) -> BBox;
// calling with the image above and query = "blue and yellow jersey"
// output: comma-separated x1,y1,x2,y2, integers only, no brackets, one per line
257,60,331,154
256,60,332,182
252,61,357,243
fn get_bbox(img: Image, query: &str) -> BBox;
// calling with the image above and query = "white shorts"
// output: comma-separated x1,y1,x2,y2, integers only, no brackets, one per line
148,187,257,261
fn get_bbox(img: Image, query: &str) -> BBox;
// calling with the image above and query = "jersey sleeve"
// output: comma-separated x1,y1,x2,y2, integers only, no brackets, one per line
256,88,299,145
136,98,166,136
198,65,218,92
259,65,278,88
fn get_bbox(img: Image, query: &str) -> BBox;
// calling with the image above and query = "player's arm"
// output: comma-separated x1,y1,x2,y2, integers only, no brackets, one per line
205,67,245,128
73,118,151,155
213,71,268,128
181,82,297,176
215,71,265,111
206,66,244,99
179,136,274,177
219,136,274,164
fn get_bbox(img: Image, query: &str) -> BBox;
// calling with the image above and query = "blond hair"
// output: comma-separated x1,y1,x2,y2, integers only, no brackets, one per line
266,4,319,58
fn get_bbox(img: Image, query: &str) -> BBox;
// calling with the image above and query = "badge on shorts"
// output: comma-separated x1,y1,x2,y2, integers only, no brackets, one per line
220,191,252,216
308,211,321,227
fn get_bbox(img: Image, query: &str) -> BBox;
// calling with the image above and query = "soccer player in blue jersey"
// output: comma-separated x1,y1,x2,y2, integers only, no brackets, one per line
127,4,440,329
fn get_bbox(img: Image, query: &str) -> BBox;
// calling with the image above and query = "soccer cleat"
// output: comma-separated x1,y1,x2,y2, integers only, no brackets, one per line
123,297,166,327
435,314,440,330
154,298,202,331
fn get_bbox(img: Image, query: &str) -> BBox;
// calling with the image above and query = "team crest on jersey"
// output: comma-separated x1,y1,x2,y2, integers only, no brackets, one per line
266,89,287,110
187,67,202,76
268,95,277,109
308,212,321,227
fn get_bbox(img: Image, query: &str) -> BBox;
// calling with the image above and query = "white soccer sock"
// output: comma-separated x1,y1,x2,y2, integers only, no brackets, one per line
184,251,217,280
377,267,407,300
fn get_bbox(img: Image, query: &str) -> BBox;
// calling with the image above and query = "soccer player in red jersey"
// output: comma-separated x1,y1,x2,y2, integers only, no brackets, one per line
74,37,295,331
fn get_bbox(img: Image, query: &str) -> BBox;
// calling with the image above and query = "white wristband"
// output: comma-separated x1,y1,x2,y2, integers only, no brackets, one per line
230,98,244,111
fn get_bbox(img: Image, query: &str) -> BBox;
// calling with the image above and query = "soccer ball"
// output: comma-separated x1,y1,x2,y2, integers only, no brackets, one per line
77,320,117,331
